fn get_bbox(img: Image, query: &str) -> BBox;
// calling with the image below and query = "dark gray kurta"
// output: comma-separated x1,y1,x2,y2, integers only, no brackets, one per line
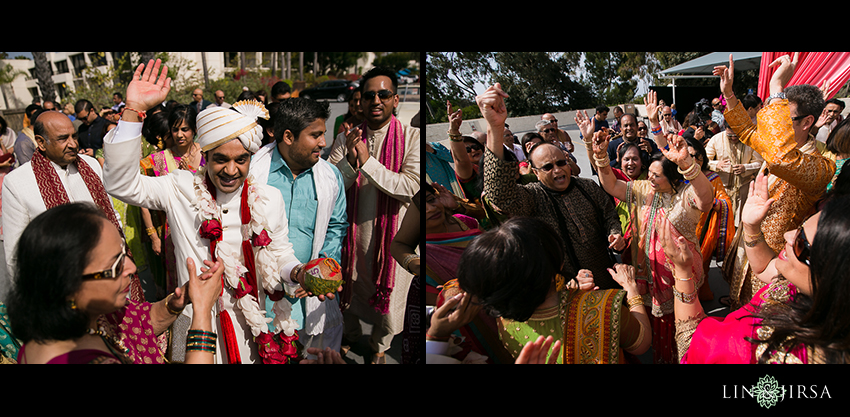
483,148,622,289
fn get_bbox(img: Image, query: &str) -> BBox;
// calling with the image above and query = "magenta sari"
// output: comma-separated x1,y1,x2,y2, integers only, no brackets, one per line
17,301,166,364
682,280,809,364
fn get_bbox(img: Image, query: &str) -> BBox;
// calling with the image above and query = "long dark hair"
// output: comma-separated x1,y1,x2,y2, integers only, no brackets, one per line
6,203,108,343
457,216,564,322
752,194,850,363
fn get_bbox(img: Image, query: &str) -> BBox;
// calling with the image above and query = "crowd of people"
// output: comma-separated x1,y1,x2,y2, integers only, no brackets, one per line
0,60,421,365
425,53,850,364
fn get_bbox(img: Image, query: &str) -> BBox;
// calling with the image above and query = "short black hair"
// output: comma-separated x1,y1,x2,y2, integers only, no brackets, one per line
7,203,109,343
273,97,330,144
362,67,398,93
271,81,291,97
74,99,94,114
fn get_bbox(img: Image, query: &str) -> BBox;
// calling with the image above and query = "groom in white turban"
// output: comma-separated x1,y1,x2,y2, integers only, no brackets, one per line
103,59,340,364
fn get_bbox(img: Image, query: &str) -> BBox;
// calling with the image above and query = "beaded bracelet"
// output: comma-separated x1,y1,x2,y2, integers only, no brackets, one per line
672,285,698,304
448,130,463,142
650,125,663,136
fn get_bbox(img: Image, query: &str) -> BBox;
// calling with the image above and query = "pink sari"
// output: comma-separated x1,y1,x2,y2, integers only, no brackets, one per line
17,301,166,364
682,280,809,364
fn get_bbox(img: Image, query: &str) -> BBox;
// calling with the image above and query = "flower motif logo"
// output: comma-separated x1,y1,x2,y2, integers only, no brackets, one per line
752,375,785,409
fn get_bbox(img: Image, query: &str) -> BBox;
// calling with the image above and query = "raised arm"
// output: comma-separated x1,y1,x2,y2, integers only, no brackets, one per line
475,83,509,160
644,90,669,150
660,134,714,213
446,100,475,180
576,110,627,201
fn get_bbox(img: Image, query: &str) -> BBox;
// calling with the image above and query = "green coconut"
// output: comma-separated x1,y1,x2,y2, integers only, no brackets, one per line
303,257,343,295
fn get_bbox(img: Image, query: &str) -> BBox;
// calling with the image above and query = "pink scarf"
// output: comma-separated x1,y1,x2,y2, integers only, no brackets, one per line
341,115,405,314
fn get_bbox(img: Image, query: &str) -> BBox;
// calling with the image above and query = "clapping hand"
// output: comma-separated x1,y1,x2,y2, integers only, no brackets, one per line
515,335,561,364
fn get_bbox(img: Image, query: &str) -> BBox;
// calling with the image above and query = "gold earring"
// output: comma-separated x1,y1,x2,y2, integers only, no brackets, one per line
69,299,77,310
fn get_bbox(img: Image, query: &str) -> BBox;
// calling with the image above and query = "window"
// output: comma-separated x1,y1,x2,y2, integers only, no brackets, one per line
55,60,69,74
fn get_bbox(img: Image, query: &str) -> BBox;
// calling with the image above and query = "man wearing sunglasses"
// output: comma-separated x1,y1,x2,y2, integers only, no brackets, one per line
327,67,420,364
478,83,626,290
715,53,834,310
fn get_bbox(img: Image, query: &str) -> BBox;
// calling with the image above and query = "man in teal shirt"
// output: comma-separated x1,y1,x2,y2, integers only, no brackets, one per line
250,98,348,361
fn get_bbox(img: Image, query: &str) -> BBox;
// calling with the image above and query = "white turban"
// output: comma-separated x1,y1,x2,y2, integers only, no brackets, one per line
196,100,269,153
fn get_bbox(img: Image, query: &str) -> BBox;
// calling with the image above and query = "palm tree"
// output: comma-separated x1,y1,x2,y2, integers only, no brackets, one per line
0,63,27,109
31,52,56,103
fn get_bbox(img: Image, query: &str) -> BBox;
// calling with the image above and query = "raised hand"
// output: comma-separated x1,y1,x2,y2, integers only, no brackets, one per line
475,83,509,128
574,109,596,141
741,169,775,229
644,90,660,124
659,134,694,169
591,128,611,156
125,59,171,113
656,217,693,272
713,54,735,99
768,52,799,90
447,100,463,134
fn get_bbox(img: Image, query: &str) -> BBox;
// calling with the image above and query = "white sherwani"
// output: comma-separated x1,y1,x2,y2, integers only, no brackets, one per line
327,119,420,351
705,131,764,226
102,121,300,364
2,153,117,280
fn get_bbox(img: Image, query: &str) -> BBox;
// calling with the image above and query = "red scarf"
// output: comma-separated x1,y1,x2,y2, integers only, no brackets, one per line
30,150,145,303
341,115,405,314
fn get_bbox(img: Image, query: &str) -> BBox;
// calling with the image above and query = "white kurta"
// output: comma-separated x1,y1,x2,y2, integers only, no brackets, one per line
327,119,420,349
2,153,117,280
102,121,300,364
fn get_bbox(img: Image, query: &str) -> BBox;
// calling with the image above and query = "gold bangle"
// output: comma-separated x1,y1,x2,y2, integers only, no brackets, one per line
627,295,643,309
146,227,157,236
164,293,183,315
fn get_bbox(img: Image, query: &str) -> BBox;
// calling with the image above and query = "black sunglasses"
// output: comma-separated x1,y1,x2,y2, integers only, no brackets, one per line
533,159,568,172
793,224,812,266
362,89,395,101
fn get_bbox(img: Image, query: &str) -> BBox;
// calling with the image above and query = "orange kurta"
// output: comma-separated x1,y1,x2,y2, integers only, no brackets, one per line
721,98,834,309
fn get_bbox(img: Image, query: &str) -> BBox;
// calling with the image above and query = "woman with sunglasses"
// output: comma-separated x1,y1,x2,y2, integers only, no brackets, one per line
667,170,850,363
7,203,223,364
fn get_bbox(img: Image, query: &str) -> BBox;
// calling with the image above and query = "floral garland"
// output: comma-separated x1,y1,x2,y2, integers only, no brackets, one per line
193,167,300,364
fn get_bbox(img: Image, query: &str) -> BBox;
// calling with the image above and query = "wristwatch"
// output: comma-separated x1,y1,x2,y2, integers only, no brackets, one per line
767,92,786,105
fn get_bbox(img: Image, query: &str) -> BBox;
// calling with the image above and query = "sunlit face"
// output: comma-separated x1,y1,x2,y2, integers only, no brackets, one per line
621,146,643,180
530,143,571,192
360,75,398,129
280,118,326,174
204,139,251,194
648,160,673,193
789,102,814,146
425,190,448,233
36,112,79,167
75,218,135,316
621,115,638,140
171,120,195,148
776,212,818,296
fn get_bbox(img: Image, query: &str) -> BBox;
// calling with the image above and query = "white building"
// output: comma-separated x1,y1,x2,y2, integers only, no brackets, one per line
0,52,381,111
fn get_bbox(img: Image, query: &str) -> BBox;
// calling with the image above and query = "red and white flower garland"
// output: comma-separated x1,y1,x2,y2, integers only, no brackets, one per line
193,167,299,363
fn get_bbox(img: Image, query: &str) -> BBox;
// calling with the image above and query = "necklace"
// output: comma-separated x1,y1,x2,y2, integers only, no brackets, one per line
87,325,131,361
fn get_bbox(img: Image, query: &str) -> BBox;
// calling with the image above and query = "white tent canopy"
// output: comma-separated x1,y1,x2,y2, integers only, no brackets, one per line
659,52,763,75
657,52,762,105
